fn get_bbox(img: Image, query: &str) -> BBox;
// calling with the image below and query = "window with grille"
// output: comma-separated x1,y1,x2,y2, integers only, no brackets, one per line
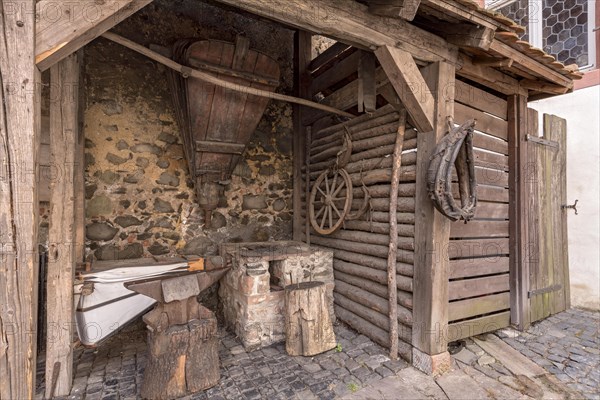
486,0,596,69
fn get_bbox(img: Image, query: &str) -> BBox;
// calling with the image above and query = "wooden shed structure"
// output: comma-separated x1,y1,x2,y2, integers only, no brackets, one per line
0,0,577,397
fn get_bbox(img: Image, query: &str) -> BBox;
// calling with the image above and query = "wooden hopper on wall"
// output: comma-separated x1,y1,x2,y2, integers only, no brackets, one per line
167,35,280,226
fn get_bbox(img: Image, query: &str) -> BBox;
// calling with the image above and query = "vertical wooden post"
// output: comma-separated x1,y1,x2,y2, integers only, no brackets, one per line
387,109,407,360
292,30,312,242
508,94,531,330
45,53,80,398
74,49,86,264
0,1,41,398
412,61,455,373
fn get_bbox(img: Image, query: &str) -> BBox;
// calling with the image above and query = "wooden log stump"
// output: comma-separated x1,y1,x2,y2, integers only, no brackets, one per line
285,281,337,356
141,303,219,400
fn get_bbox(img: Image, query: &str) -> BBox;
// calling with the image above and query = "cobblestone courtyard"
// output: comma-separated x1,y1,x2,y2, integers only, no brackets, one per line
36,308,599,399
498,308,600,399
36,322,407,400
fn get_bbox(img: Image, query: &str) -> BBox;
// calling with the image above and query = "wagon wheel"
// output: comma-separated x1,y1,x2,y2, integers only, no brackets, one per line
309,169,353,235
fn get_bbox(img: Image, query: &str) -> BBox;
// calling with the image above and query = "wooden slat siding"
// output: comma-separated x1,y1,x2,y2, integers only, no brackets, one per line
447,311,511,342
454,103,508,140
449,275,510,301
293,31,312,242
473,202,509,220
454,185,508,203
474,149,508,172
450,257,510,280
447,238,509,260
449,292,510,322
45,54,79,397
450,220,509,238
474,132,509,155
0,2,40,397
508,94,530,329
454,79,508,119
413,61,455,356
474,167,509,188
446,87,512,332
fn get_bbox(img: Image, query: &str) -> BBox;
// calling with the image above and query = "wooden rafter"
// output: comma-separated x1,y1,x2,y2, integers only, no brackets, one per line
489,40,573,89
421,0,511,31
36,0,153,71
211,0,459,64
375,45,434,132
438,23,495,51
365,0,422,21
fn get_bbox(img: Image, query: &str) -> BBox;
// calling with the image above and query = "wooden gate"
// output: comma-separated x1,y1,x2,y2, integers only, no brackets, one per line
525,111,570,324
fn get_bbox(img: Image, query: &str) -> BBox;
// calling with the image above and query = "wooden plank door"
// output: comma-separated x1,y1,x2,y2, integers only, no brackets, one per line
527,112,570,323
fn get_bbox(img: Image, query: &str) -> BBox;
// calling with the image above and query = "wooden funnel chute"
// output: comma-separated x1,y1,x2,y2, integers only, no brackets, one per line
167,35,280,226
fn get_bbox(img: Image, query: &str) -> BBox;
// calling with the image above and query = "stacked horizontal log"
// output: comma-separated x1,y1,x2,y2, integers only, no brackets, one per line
302,104,416,362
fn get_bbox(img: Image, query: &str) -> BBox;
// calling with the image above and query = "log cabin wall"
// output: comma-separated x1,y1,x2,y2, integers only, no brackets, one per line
447,79,512,341
299,45,416,361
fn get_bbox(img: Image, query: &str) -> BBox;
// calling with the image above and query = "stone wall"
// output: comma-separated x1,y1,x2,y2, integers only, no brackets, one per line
82,0,295,261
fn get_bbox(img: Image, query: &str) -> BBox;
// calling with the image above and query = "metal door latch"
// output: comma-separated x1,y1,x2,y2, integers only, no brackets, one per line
562,199,578,215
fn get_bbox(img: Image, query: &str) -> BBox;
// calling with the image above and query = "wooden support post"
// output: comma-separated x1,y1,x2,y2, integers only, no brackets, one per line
387,109,408,360
74,49,86,264
412,61,455,374
45,53,80,397
0,1,41,398
508,94,531,330
293,30,312,242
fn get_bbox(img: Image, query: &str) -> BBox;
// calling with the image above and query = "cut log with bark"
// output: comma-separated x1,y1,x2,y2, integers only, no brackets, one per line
285,282,337,356
141,303,220,400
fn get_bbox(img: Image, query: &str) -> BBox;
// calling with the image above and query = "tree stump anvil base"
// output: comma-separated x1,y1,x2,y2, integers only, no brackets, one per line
140,299,220,400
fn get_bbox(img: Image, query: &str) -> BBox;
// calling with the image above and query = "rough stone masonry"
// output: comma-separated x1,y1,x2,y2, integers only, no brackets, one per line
79,0,296,263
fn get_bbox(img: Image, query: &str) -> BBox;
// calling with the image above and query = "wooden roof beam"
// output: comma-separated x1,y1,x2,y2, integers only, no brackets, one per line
421,0,509,31
439,23,496,51
519,79,570,95
472,56,514,68
375,45,434,132
489,40,573,89
36,0,153,71
365,0,422,21
212,0,459,64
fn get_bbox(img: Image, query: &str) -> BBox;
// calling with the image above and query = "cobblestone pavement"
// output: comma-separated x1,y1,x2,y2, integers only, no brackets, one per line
36,322,408,400
497,308,600,399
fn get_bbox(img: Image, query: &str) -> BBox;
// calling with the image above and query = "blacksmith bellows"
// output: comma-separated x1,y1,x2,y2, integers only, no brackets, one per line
166,35,280,227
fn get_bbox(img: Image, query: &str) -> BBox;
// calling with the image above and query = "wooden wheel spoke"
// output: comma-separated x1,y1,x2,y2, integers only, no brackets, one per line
320,206,329,229
331,202,342,218
314,205,326,220
330,173,338,195
317,186,327,197
328,205,333,228
324,174,330,195
332,180,346,197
